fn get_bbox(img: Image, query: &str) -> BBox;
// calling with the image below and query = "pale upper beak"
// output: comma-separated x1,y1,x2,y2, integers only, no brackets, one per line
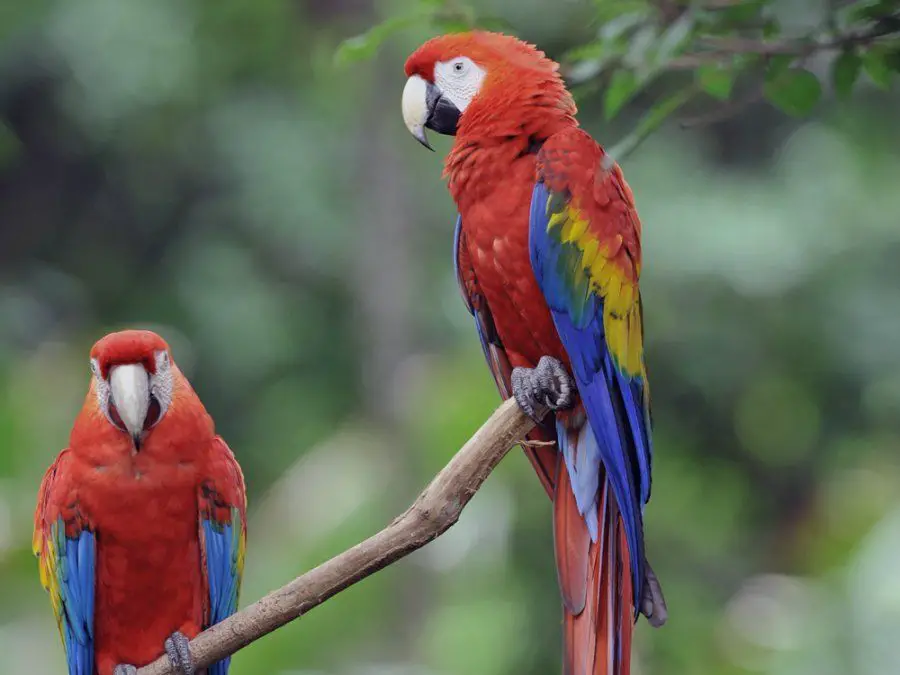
109,363,150,448
402,75,433,150
401,75,461,151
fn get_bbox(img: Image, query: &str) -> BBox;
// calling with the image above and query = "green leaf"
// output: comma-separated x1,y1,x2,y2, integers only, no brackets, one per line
721,0,774,24
566,56,615,85
863,49,893,89
597,8,649,36
733,52,762,72
832,50,861,100
697,64,736,100
624,24,659,68
630,87,694,142
606,87,694,163
849,0,900,22
763,68,822,116
886,47,900,73
334,13,425,67
565,41,605,62
655,12,696,65
564,37,627,64
594,0,652,29
764,54,795,82
761,16,781,39
565,15,638,66
604,69,639,120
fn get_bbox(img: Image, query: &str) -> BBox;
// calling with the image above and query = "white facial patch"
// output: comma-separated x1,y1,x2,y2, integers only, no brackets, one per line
150,350,173,420
433,57,486,114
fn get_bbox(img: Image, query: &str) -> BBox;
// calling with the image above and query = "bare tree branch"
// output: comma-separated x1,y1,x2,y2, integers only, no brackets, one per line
670,21,900,69
135,397,536,675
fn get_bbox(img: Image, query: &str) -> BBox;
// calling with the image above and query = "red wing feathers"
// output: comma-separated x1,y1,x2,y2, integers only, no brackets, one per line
455,218,559,495
553,448,590,615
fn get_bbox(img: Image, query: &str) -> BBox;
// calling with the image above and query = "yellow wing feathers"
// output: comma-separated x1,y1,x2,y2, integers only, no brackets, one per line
546,199,645,377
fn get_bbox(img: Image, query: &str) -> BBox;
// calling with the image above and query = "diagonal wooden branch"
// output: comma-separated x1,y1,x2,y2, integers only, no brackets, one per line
135,397,536,675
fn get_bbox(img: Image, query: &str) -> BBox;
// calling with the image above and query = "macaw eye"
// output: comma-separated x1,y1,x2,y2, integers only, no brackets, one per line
453,60,466,74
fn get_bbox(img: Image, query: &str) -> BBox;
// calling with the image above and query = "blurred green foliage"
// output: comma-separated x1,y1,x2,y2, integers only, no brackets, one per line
343,0,900,158
0,1,899,674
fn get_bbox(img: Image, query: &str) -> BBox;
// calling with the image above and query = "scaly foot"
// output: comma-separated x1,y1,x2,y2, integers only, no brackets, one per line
113,632,194,675
640,559,668,628
511,355,576,420
165,631,195,675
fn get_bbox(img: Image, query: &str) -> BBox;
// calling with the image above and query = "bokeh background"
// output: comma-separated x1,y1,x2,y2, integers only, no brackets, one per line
2,1,900,674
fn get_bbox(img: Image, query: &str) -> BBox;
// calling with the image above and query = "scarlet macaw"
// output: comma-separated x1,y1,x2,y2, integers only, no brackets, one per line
401,32,666,675
33,329,247,675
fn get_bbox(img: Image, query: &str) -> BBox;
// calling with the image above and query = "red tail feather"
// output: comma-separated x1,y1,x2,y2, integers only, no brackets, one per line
556,459,635,675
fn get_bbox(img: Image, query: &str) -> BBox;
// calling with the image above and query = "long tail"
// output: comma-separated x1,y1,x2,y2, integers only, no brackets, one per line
554,444,635,675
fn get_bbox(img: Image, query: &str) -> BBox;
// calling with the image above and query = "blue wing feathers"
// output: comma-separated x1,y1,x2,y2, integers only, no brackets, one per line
529,183,549,287
203,523,218,613
78,534,94,632
203,512,242,675
64,540,83,639
555,418,601,540
529,179,648,608
616,369,652,505
53,523,95,675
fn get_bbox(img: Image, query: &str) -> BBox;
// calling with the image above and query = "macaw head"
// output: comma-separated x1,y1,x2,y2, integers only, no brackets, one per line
401,31,575,150
87,329,177,451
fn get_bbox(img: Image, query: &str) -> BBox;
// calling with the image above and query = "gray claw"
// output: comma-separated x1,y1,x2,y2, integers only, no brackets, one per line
511,355,575,421
511,369,537,419
640,559,668,628
114,666,137,675
165,631,195,675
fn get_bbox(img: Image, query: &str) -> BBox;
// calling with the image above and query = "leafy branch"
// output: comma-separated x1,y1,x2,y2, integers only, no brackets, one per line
335,0,900,162
134,398,536,675
562,0,900,156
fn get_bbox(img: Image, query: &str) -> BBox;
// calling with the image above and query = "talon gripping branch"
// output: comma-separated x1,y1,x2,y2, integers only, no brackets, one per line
34,330,246,675
402,31,667,675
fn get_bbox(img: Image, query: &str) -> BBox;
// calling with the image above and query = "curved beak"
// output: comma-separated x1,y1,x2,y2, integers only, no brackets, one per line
109,363,150,449
401,75,461,151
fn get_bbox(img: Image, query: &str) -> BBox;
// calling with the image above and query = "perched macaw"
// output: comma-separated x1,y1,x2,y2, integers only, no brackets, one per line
402,32,667,675
33,329,247,675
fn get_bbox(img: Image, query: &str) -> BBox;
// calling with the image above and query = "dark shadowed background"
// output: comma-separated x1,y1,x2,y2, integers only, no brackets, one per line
1,0,899,674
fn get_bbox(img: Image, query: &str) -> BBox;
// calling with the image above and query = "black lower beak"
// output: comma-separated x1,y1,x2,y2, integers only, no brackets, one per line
425,83,460,137
132,432,142,451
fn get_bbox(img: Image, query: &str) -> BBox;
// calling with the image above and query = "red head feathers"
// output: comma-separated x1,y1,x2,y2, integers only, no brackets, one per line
405,31,561,81
90,329,169,378
76,329,209,455
401,31,576,154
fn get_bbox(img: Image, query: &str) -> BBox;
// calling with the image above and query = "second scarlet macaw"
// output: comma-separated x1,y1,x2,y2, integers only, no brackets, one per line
402,32,667,675
33,330,247,675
